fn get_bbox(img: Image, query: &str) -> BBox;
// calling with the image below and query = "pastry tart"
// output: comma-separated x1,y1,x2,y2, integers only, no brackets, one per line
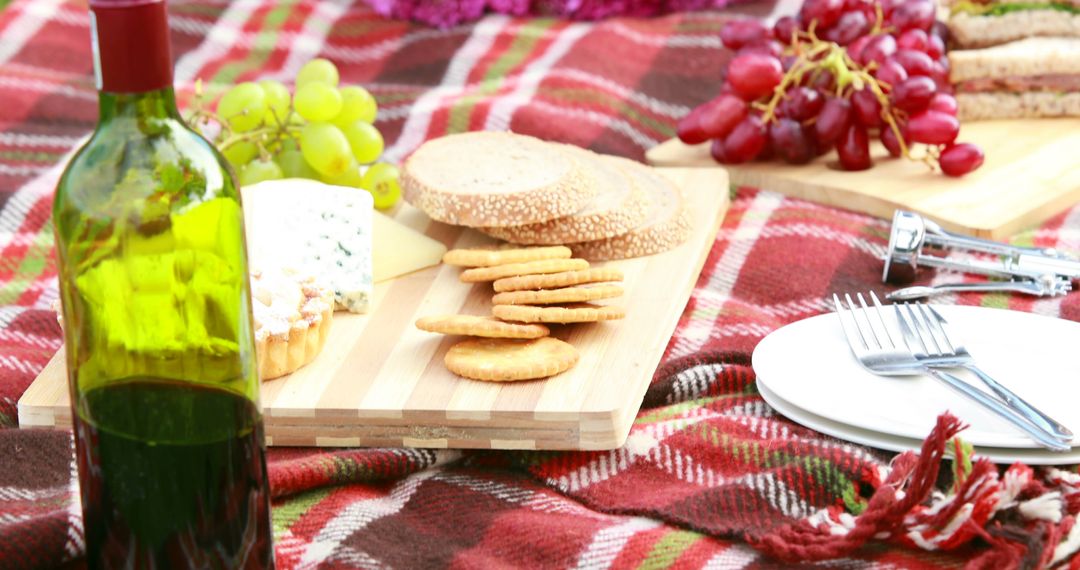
250,269,334,381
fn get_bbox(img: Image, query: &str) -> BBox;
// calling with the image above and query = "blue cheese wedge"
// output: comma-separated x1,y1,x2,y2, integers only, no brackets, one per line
241,179,373,313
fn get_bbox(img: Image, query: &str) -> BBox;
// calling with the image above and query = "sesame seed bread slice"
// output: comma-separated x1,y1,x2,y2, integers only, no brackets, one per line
480,146,650,244
401,131,597,228
569,158,692,261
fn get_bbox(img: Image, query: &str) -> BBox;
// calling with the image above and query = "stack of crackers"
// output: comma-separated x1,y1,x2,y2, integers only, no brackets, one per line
401,131,692,261
415,246,624,382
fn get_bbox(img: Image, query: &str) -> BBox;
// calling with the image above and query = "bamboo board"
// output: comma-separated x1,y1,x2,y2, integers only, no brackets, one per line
646,119,1080,240
18,167,729,451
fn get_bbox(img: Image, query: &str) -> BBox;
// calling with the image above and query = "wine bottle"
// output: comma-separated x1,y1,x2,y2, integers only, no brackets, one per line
52,1,274,567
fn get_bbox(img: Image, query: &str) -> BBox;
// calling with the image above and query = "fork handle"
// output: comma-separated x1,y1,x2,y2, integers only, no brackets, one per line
963,364,1074,441
925,368,1072,452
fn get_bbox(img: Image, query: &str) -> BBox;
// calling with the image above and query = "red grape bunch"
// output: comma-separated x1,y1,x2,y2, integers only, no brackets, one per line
677,0,984,177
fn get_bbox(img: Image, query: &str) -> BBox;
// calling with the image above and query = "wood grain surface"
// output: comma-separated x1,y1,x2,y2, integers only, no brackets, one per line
18,166,730,451
646,119,1080,240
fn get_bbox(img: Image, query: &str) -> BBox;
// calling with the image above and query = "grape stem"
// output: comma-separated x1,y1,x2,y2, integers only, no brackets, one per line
757,32,916,166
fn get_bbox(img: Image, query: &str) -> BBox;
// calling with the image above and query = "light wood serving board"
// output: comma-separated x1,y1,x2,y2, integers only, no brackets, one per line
18,167,729,451
646,119,1080,240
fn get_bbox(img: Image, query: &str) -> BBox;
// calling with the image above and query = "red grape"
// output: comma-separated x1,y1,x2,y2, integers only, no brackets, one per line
927,34,945,59
769,118,814,164
880,124,908,157
892,49,934,77
815,97,853,145
738,40,784,59
810,70,836,92
927,93,957,115
727,53,784,100
774,15,799,43
907,110,960,145
847,35,872,62
861,34,898,66
827,11,870,46
939,143,985,176
929,60,951,91
852,88,883,128
875,59,908,89
890,76,936,112
676,94,748,144
710,137,732,163
721,19,772,50
896,29,928,52
889,0,934,32
837,124,872,170
723,115,768,163
800,0,845,30
783,86,825,120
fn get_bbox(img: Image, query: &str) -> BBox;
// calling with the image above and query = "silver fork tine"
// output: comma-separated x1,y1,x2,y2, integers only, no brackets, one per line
905,302,943,355
868,291,899,350
844,293,876,351
854,292,886,350
832,294,866,353
916,303,955,354
896,303,928,356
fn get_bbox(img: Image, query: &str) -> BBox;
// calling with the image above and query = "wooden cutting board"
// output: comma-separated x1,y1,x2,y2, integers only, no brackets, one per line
646,119,1080,240
18,167,729,451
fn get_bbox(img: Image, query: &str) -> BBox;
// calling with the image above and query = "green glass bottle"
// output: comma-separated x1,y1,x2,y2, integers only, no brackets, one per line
52,1,273,567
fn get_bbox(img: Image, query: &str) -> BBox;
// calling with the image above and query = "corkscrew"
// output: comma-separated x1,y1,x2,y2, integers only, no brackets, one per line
881,210,1078,299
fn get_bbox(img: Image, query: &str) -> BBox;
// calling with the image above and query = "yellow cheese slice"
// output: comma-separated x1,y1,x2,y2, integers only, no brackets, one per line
372,212,447,283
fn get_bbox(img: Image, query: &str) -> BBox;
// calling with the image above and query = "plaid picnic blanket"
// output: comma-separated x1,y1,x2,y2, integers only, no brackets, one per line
3,1,1080,568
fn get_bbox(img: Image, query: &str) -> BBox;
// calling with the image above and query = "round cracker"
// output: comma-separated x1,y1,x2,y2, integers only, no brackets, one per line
492,284,624,306
415,315,549,339
442,246,571,267
459,258,589,283
493,268,624,292
445,337,579,382
492,303,625,323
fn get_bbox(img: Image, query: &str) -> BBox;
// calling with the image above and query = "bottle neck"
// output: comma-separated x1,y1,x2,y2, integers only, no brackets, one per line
98,88,181,122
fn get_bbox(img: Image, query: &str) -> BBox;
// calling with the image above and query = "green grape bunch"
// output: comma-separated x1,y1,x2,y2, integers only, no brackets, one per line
187,58,400,210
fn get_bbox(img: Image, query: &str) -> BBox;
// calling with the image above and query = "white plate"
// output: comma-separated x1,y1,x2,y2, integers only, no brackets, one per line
752,305,1080,449
759,382,1080,465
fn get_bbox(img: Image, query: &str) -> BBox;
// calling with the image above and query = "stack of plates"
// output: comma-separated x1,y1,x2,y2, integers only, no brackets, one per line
752,304,1080,464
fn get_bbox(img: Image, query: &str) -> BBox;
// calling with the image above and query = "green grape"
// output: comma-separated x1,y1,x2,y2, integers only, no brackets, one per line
296,58,339,88
334,86,377,125
294,83,343,123
339,120,384,164
275,149,319,179
360,162,401,210
238,157,284,186
300,122,353,178
222,140,257,169
217,82,267,133
321,163,364,188
259,79,291,126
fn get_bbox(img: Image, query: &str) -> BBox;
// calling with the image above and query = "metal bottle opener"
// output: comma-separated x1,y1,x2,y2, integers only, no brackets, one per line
881,210,1077,299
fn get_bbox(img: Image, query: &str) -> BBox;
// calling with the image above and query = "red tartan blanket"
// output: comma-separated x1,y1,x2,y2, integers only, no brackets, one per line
3,1,1080,569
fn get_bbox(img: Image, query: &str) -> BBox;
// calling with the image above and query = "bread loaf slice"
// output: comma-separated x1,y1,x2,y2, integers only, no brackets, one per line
569,158,692,261
957,91,1080,120
949,37,1080,83
947,10,1080,49
401,131,596,228
481,146,649,244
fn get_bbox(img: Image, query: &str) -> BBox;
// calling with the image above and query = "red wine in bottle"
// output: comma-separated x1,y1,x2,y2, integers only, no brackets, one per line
52,1,273,567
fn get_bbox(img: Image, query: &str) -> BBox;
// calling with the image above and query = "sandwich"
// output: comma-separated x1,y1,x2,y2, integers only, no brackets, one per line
949,37,1080,119
946,0,1080,48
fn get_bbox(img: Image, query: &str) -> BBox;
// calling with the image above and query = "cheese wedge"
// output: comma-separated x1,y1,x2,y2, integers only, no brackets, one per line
372,212,447,283
242,179,373,313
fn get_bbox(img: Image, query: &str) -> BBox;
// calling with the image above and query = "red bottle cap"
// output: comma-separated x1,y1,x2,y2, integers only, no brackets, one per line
88,0,173,93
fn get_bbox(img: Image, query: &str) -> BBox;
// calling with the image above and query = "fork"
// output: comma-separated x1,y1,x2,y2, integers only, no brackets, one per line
894,302,1073,442
832,292,1070,452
